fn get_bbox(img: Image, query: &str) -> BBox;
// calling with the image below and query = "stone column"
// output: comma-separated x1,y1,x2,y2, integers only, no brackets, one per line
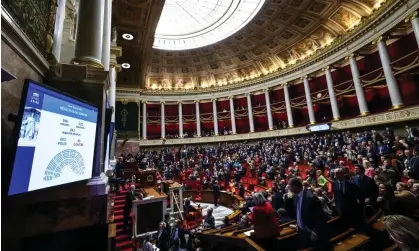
195,101,201,137
264,89,274,130
246,93,255,132
161,102,165,139
142,101,147,139
283,84,294,127
109,68,117,158
212,99,219,136
407,11,419,48
178,102,184,137
376,37,404,109
349,54,369,115
72,0,105,68
324,66,340,120
101,0,112,71
303,76,316,124
51,0,67,62
229,96,237,134
137,102,141,140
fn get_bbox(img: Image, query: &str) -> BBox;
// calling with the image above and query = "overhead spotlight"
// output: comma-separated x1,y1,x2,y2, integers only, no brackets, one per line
121,63,131,69
122,33,134,40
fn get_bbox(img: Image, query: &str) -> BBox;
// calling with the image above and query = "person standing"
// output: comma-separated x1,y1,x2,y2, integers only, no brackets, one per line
170,219,186,251
213,181,220,207
352,164,378,209
123,185,138,232
156,222,169,251
288,177,329,250
332,168,362,229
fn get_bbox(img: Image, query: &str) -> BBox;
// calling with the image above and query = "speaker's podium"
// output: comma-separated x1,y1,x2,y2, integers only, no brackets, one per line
132,187,167,238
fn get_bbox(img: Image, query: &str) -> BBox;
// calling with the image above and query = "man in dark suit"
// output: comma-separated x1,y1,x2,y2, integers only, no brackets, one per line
332,168,362,229
123,185,140,232
213,181,220,207
156,221,170,251
170,219,186,251
352,164,378,208
288,177,329,250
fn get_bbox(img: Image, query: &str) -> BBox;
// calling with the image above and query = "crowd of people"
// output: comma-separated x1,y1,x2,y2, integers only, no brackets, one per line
118,125,419,250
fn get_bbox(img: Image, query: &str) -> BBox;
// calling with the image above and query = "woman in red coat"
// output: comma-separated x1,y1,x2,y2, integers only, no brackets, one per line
252,192,279,250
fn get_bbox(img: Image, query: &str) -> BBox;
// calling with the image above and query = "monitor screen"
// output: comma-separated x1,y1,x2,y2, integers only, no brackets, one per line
307,124,331,132
8,80,99,195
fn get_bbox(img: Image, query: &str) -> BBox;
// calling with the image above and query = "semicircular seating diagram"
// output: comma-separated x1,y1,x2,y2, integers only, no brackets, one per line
43,149,86,181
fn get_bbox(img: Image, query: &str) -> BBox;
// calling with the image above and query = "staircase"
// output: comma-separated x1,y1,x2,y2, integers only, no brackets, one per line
113,190,133,251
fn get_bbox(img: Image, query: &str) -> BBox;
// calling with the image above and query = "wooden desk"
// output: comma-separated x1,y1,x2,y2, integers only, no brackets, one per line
333,234,369,251
124,168,157,187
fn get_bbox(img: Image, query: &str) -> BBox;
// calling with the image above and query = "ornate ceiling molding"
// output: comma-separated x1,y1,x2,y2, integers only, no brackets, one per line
116,0,418,102
118,105,419,146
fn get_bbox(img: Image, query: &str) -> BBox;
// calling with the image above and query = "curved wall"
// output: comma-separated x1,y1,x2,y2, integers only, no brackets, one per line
115,1,419,142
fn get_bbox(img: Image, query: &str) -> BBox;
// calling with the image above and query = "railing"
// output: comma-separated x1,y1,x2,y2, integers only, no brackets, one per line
117,105,419,146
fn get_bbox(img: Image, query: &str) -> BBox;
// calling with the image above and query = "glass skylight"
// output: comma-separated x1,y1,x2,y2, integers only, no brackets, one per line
153,0,266,51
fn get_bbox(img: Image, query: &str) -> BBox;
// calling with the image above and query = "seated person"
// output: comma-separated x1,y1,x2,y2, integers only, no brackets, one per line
203,208,215,229
236,214,250,230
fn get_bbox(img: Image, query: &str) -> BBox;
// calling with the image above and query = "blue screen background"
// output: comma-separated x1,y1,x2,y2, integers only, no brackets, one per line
8,81,98,195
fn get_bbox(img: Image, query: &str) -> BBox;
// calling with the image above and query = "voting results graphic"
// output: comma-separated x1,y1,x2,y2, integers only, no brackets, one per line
8,82,98,195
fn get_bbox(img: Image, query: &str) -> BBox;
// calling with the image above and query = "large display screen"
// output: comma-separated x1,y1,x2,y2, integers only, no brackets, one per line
8,81,98,195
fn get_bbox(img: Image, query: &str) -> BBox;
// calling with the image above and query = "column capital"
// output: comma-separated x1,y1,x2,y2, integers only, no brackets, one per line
263,88,270,93
211,98,217,102
160,101,166,104
281,83,289,87
177,100,183,104
345,53,358,60
194,100,200,103
405,11,418,23
110,45,122,70
228,96,235,100
301,75,309,80
136,101,141,107
372,35,389,45
142,100,148,104
245,93,252,97
322,66,334,71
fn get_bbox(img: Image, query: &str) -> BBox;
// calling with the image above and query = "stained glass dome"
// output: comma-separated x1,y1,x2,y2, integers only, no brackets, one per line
153,0,266,50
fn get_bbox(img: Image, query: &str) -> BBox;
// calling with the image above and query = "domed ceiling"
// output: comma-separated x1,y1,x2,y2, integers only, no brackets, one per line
115,0,387,91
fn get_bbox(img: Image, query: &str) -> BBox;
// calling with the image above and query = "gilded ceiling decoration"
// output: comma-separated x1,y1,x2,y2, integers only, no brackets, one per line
115,0,389,90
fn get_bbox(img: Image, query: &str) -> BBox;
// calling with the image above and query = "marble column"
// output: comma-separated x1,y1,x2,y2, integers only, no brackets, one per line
101,0,112,71
349,54,369,115
324,66,340,120
195,101,201,137
178,102,184,137
161,102,165,139
407,11,419,48
246,94,255,132
376,37,404,109
109,66,117,158
51,0,67,62
212,99,219,136
264,89,274,130
229,96,237,134
137,102,141,140
283,84,294,127
142,102,147,139
303,77,316,124
72,0,105,68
